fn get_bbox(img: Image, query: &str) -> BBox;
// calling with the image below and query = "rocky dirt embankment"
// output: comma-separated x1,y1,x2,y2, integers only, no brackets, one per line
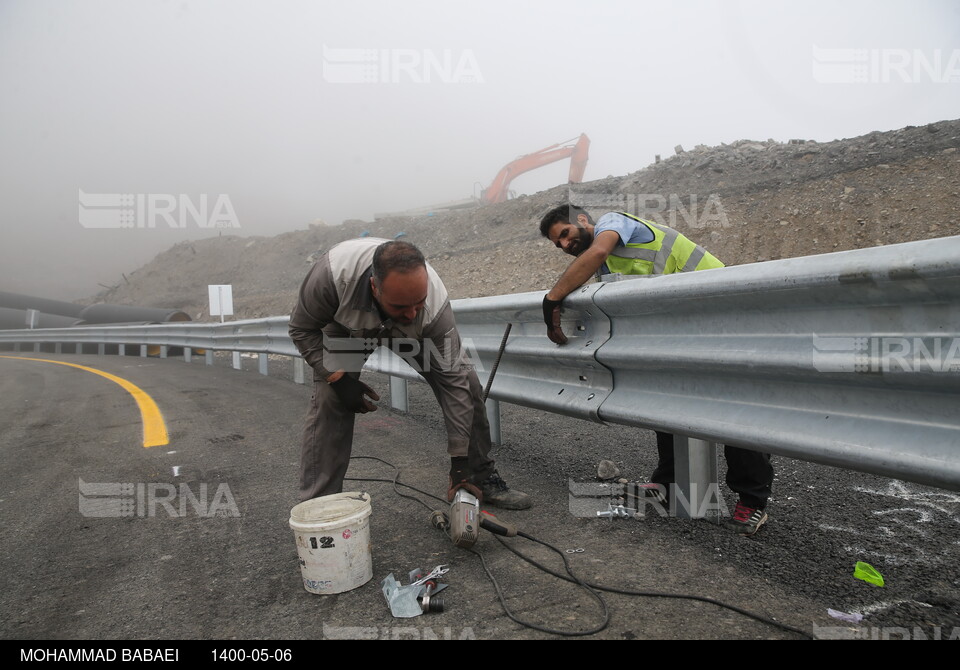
90,119,960,319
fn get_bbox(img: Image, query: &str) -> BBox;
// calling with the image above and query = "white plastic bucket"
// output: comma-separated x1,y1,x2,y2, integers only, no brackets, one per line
289,491,373,595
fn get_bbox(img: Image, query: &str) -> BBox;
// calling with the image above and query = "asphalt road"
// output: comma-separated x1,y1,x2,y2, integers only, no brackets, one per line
1,352,958,641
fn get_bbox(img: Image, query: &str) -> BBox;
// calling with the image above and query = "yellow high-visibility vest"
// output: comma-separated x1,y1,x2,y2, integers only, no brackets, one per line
603,213,724,275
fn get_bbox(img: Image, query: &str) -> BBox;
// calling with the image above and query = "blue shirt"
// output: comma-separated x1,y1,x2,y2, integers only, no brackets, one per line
593,212,655,275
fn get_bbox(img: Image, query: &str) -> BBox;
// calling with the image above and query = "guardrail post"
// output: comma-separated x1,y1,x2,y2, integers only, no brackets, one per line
205,350,214,366
119,344,126,356
13,343,20,352
486,399,502,446
184,348,192,363
140,344,147,357
258,353,268,376
293,356,306,384
672,435,722,521
33,343,41,353
160,346,168,359
97,343,105,356
55,343,62,354
389,376,408,412
75,343,82,354
232,351,242,370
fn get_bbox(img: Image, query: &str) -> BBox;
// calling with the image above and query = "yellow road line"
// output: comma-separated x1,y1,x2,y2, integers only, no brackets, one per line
0,355,169,448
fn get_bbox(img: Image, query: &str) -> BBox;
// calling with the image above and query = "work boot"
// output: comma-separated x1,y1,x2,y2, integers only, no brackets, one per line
727,500,768,536
477,471,532,510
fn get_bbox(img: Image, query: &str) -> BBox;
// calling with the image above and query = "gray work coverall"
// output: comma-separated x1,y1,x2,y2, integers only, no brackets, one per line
288,238,496,501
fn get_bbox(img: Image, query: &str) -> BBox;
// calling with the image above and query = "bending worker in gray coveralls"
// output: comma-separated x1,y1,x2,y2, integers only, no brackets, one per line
288,238,532,510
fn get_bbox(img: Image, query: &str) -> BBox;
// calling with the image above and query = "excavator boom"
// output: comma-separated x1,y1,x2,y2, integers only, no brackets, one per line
481,133,590,204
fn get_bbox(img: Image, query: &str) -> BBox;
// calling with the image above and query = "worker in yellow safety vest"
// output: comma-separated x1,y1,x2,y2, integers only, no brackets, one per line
538,204,773,536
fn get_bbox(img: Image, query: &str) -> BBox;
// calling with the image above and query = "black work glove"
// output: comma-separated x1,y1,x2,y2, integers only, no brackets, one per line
542,295,568,345
329,374,380,413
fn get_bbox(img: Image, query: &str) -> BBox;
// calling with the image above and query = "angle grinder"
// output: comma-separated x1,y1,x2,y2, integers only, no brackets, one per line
431,488,517,549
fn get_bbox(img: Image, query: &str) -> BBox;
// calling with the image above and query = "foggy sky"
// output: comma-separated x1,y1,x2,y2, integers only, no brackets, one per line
1,0,958,300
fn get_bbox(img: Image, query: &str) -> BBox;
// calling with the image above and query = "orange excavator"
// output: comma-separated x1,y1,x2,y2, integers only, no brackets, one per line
372,134,591,220
479,133,590,204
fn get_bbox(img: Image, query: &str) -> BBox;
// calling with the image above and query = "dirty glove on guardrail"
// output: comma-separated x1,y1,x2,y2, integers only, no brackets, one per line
329,372,381,413
542,295,568,345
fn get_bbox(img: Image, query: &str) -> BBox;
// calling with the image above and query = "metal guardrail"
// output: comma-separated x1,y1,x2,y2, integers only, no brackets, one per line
448,283,612,422
2,236,959,491
0,316,299,357
591,236,960,492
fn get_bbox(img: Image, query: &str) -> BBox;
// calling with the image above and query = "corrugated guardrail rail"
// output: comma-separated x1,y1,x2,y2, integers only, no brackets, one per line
2,236,958,490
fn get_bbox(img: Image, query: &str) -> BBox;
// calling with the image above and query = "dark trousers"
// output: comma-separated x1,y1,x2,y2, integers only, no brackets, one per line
651,431,773,510
299,377,359,502
299,370,496,502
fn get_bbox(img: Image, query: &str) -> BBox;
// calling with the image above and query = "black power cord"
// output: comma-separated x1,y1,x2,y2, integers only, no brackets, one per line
347,455,441,510
347,457,610,636
345,456,812,639
496,535,812,639
468,533,611,636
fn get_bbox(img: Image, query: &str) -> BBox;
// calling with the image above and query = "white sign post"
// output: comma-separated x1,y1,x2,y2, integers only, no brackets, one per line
208,285,234,323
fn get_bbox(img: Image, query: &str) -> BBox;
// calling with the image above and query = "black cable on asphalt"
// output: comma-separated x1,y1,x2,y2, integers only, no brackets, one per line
346,456,611,636
346,455,442,511
466,538,610,636
497,534,814,640
345,455,813,639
